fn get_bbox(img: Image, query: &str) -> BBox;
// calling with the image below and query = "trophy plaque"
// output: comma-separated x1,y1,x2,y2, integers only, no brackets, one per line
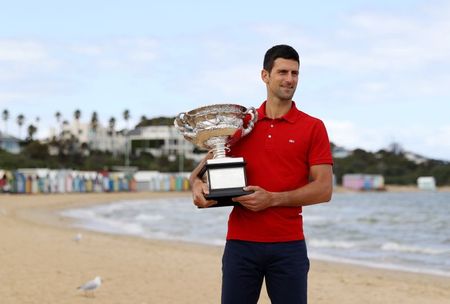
174,104,258,207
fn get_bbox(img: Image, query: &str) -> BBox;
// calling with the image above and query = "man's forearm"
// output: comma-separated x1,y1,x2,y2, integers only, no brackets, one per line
271,180,332,207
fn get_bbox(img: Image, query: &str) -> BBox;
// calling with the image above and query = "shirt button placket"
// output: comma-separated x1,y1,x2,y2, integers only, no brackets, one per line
265,122,274,149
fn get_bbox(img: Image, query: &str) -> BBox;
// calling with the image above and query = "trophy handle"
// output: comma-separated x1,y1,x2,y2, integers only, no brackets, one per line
242,107,258,136
174,112,196,140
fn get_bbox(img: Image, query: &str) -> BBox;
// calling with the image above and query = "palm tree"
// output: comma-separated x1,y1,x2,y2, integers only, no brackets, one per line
108,116,116,156
35,116,40,138
16,114,25,139
74,109,81,137
123,109,130,166
55,111,62,138
123,109,130,129
2,109,9,134
27,124,37,141
90,112,99,150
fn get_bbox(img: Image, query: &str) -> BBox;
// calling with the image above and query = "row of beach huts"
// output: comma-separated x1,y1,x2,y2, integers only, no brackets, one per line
341,174,437,191
0,169,438,194
0,168,191,194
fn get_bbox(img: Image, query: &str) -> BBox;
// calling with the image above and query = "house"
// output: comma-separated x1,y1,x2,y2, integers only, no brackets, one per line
48,121,126,155
128,125,205,162
0,132,21,154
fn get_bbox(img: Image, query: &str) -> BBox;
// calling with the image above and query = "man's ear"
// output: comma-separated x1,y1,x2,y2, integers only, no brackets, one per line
261,69,269,84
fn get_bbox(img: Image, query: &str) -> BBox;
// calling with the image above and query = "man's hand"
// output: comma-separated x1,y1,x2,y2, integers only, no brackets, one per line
232,185,273,212
191,179,217,208
189,150,217,208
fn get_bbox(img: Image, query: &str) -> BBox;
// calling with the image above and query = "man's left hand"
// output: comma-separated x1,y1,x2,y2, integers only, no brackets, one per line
232,186,273,212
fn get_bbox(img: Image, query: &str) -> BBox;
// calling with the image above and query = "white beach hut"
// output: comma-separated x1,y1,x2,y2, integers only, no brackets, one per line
417,176,436,191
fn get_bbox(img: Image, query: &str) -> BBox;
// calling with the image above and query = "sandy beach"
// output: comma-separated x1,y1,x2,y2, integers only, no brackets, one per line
0,191,449,304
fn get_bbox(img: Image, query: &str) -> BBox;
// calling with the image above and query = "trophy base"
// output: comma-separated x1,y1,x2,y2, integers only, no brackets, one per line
202,188,254,208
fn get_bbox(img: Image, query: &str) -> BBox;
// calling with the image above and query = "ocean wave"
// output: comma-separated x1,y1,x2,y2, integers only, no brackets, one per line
381,242,448,255
64,210,145,236
307,239,356,249
309,252,450,277
135,213,164,222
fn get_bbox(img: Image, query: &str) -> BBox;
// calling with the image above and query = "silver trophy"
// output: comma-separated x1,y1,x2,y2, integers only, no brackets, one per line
174,104,258,207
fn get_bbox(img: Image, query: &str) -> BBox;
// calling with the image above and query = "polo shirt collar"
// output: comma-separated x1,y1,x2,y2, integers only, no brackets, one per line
257,100,301,123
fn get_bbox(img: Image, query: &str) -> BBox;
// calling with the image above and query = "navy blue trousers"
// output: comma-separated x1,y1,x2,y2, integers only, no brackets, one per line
221,240,309,304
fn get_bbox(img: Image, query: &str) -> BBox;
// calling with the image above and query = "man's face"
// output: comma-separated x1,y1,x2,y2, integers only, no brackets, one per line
262,58,299,101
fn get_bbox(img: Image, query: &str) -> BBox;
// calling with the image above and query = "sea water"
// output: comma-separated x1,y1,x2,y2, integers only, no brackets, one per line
61,191,450,277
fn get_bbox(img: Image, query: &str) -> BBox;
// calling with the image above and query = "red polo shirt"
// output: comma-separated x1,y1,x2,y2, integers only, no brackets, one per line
227,101,333,242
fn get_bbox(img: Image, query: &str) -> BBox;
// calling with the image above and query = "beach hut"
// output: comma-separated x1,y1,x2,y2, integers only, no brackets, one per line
183,178,190,191
342,174,385,191
417,176,436,191
14,171,26,193
0,170,12,193
134,171,160,192
342,174,365,190
129,176,137,192
48,170,58,193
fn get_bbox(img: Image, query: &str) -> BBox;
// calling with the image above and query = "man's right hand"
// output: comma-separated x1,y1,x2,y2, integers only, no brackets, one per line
191,178,217,208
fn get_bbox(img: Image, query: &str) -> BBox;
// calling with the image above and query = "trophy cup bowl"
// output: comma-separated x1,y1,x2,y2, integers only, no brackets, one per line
174,104,258,207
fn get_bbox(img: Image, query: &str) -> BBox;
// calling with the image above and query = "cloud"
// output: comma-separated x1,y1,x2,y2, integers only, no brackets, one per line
325,119,450,160
0,39,61,81
188,65,261,104
0,37,162,106
0,39,49,62
424,125,450,149
0,92,30,104
244,2,449,115
68,38,160,71
325,119,389,151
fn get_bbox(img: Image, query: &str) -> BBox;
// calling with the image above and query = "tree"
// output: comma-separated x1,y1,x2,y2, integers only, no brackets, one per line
34,116,40,138
108,116,116,156
22,141,49,160
16,114,25,139
55,111,62,138
74,109,81,137
123,109,130,166
27,124,37,141
90,112,98,131
108,117,116,135
123,109,130,129
90,112,99,150
139,115,147,125
2,109,9,134
388,142,404,155
136,116,175,127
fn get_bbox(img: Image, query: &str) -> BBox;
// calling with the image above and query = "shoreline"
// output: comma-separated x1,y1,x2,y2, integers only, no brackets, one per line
58,191,450,279
333,184,450,192
1,192,449,303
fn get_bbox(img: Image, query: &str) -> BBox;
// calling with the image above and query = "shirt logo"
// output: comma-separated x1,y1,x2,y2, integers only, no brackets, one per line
288,139,295,144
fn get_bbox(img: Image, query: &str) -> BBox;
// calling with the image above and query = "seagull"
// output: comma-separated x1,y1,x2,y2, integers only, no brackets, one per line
73,233,82,242
77,276,102,297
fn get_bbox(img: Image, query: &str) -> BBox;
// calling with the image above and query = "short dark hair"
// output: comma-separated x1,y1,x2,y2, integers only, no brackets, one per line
263,44,299,72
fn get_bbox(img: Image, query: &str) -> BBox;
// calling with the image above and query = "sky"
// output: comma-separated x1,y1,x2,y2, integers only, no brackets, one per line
1,0,449,161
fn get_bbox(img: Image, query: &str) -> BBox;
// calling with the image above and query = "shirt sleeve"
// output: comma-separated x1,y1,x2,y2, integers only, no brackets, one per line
308,120,334,166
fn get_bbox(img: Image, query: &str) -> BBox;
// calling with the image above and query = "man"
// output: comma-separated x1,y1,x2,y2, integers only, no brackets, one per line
190,44,333,304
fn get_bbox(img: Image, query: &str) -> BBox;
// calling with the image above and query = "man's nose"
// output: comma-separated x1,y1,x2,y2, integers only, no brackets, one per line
285,72,295,83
